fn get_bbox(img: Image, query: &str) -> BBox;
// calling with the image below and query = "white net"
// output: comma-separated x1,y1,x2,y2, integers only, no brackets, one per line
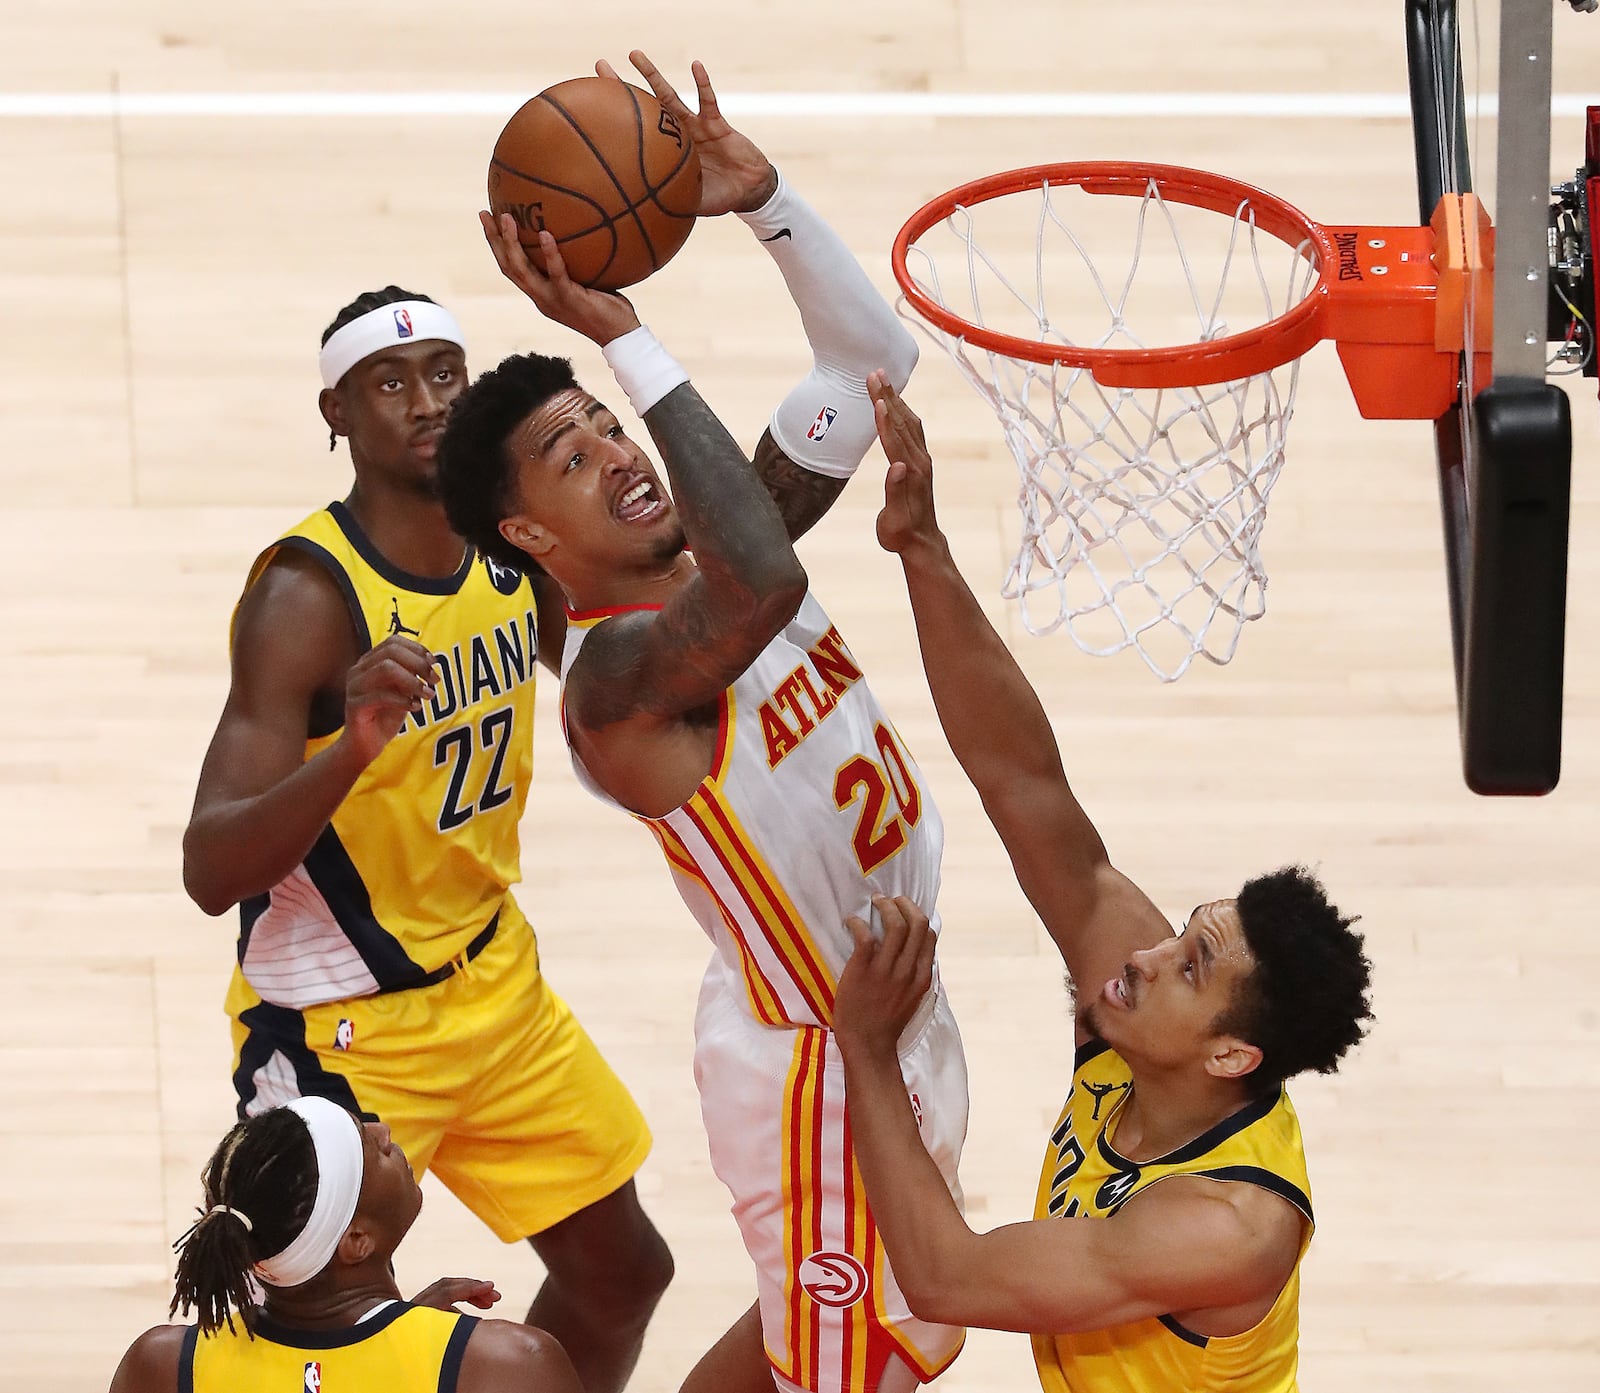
899,176,1321,681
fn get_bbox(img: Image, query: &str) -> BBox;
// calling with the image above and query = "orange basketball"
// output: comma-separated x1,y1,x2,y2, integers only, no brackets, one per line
487,77,702,291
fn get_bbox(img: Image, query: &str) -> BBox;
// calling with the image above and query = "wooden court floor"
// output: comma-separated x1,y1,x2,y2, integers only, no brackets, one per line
4,4,1600,1390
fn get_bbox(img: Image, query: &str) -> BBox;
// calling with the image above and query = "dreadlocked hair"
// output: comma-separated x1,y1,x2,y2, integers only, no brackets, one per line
320,286,437,346
170,1109,319,1336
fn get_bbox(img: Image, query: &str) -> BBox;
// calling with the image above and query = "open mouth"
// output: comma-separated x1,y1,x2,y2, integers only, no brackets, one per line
1105,969,1134,1009
614,477,667,523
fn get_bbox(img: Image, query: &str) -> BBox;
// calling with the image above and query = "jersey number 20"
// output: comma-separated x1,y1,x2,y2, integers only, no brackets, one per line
833,723,922,874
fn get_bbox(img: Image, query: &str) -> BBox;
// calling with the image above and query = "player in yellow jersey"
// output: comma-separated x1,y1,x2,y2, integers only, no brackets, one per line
109,1097,584,1393
438,53,969,1393
181,286,670,1393
831,382,1375,1393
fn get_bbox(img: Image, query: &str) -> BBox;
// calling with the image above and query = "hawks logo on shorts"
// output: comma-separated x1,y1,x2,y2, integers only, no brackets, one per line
798,1251,869,1307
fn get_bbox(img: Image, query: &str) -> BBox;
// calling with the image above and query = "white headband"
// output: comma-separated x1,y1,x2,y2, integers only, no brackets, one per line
318,300,466,389
253,1097,367,1288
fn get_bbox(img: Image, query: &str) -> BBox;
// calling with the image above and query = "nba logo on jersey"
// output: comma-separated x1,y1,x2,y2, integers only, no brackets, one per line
334,1019,354,1051
806,405,837,441
393,307,414,338
303,1361,322,1392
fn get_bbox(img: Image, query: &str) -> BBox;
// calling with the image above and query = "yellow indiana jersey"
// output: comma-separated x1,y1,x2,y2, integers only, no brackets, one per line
233,502,539,1008
184,1301,475,1392
1032,1041,1313,1393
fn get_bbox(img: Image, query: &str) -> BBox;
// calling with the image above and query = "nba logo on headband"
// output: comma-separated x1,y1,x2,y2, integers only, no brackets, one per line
393,308,414,338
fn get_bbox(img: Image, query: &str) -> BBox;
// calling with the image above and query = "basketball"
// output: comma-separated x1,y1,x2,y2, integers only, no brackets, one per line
487,76,702,291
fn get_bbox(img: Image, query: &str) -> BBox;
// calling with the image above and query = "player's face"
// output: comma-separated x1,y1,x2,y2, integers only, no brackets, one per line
1088,900,1259,1073
336,340,468,489
500,388,683,577
356,1117,424,1237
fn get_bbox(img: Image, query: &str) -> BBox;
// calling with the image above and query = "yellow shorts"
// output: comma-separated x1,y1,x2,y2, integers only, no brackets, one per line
226,900,651,1241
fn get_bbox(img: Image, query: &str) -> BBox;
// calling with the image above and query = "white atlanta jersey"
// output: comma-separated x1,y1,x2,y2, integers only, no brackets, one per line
561,591,944,1028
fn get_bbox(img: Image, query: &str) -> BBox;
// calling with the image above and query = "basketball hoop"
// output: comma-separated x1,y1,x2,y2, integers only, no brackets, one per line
893,162,1491,680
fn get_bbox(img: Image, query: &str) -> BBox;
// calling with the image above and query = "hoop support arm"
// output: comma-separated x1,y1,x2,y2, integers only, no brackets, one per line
1324,196,1491,419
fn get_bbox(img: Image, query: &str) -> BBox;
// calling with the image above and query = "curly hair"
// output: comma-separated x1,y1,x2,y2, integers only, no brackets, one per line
435,351,581,576
169,1109,319,1336
1215,865,1374,1097
320,285,437,347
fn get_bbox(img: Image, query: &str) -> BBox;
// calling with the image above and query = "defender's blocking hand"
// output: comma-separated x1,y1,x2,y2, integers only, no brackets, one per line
870,374,941,556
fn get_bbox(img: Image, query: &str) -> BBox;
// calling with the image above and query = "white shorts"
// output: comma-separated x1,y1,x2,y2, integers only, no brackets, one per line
694,955,970,1393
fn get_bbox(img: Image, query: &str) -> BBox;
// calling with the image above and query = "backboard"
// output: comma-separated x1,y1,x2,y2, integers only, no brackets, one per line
1407,0,1595,794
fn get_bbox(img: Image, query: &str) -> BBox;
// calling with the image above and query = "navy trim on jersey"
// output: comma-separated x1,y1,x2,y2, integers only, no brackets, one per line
272,534,373,652
298,823,439,990
438,1313,480,1393
1196,1164,1314,1223
248,1301,413,1349
328,500,474,596
231,998,366,1120
237,894,268,962
177,1323,199,1393
1098,1083,1281,1171
1157,1313,1210,1349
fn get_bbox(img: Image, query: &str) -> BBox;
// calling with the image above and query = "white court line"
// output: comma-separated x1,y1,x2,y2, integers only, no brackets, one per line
0,90,1593,119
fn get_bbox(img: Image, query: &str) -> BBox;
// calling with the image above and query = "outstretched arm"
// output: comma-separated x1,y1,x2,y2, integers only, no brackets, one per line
832,899,1301,1336
870,378,1170,1004
625,52,918,540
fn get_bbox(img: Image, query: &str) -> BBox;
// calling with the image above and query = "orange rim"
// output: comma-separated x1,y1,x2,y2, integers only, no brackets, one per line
892,161,1337,388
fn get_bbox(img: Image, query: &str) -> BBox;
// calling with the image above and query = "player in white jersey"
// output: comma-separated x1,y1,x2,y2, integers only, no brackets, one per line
562,592,941,1028
437,52,968,1393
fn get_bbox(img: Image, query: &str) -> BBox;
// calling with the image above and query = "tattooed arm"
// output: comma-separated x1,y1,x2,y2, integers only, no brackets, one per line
752,427,849,541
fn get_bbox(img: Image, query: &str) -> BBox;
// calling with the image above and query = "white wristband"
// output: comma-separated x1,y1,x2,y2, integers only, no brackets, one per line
601,326,690,418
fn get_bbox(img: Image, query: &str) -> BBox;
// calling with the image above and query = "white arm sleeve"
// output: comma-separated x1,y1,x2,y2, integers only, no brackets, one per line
738,172,919,479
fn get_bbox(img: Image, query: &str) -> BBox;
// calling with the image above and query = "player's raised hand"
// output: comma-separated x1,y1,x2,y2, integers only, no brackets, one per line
613,52,778,216
479,211,641,347
339,635,439,769
869,374,942,556
833,895,937,1060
